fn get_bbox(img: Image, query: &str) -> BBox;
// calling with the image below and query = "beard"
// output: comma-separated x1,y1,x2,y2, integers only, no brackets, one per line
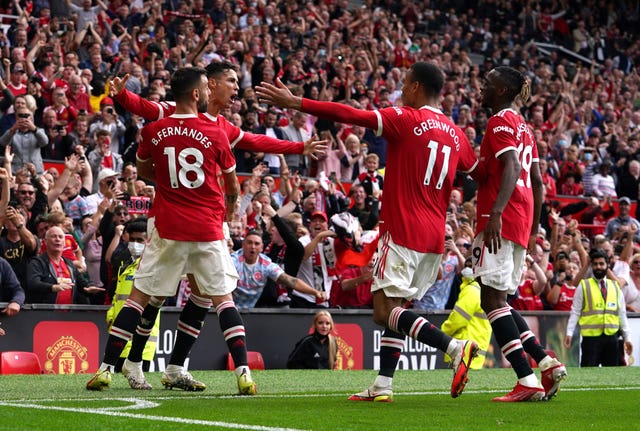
593,269,607,280
197,95,208,113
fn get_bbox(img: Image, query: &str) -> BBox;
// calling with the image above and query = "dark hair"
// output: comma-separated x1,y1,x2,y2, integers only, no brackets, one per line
590,248,609,263
205,60,237,78
493,66,530,103
125,217,148,234
170,67,207,103
245,229,263,239
409,62,444,98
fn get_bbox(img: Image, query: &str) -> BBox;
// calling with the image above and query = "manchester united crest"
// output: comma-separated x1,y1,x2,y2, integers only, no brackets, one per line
44,336,90,374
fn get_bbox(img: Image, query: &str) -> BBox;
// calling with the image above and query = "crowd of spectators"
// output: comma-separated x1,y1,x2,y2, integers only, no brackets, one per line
0,0,639,318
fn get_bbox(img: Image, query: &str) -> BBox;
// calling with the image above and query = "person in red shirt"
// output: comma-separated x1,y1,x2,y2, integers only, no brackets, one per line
6,62,27,98
86,67,252,395
473,66,566,402
256,61,481,402
546,261,579,311
330,253,374,309
510,255,547,311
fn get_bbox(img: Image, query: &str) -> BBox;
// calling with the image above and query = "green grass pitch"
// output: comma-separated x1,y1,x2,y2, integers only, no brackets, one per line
0,367,637,430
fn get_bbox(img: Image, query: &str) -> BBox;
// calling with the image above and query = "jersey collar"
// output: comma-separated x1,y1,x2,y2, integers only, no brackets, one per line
418,105,444,115
169,113,198,119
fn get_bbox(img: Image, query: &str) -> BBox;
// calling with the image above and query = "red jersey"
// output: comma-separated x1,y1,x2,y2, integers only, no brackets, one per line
138,114,235,241
510,279,543,311
299,99,479,253
552,283,576,311
476,109,539,248
114,89,304,154
378,106,478,252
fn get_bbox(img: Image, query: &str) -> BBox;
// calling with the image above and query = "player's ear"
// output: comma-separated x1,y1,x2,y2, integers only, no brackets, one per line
207,77,217,91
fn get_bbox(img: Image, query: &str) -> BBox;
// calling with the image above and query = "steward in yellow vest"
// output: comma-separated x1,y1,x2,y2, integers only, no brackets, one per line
442,268,492,369
564,250,632,366
107,257,161,371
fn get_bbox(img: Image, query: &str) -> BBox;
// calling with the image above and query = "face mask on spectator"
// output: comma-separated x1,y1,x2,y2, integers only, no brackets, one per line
128,242,145,257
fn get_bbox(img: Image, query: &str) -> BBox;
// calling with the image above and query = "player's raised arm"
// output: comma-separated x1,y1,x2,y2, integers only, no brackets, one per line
110,74,176,121
256,78,379,131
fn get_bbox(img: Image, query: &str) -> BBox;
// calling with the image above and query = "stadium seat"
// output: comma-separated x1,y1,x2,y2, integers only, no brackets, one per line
226,351,265,370
0,351,42,374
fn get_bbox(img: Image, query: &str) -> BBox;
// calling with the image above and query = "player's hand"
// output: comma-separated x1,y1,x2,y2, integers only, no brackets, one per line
624,341,633,355
563,335,572,349
255,78,301,110
109,74,129,97
483,212,502,253
302,135,328,160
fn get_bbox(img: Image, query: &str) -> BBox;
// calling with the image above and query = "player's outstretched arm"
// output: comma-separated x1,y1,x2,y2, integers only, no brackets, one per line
256,78,379,130
110,74,174,121
302,135,328,160
235,130,326,158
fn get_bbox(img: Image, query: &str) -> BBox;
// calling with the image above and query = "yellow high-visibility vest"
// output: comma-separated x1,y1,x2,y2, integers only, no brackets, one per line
578,278,621,337
106,258,160,361
441,279,492,369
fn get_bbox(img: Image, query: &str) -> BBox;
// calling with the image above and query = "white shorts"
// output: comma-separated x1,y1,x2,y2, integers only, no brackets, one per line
372,232,441,301
471,232,525,295
135,220,238,298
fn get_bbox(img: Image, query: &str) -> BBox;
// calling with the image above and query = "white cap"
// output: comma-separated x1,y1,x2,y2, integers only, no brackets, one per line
97,168,119,183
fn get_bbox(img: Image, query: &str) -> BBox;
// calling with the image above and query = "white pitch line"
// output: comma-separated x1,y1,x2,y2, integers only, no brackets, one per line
0,400,309,431
4,385,640,405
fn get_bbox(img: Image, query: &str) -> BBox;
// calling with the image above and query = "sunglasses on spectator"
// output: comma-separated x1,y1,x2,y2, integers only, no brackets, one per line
115,212,129,216
19,190,35,195
456,243,472,249
633,260,640,264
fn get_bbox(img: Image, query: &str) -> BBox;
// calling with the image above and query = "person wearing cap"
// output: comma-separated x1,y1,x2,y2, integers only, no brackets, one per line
604,196,640,243
293,210,337,308
85,167,121,215
88,130,123,192
5,63,27,97
89,97,126,154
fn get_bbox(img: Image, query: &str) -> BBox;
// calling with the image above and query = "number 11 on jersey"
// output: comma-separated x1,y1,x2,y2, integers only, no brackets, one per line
423,140,451,190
